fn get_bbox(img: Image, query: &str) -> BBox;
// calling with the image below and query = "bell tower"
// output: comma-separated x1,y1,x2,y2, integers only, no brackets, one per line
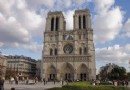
73,9,91,30
45,11,65,32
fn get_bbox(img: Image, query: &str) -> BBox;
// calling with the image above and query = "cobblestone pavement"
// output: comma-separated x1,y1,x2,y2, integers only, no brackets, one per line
4,81,63,90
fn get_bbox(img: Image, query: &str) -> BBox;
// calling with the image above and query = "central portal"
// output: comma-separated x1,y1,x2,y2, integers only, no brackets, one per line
80,73,87,81
60,63,74,81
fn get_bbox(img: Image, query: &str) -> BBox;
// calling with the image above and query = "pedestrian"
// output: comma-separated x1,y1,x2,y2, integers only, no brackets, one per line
125,80,128,87
45,78,48,84
10,77,14,84
60,78,64,86
66,80,68,85
0,76,4,90
26,77,29,84
15,76,18,85
43,78,45,85
54,79,56,85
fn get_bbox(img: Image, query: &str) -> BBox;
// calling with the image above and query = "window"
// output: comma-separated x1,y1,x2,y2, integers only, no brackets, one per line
50,48,53,55
51,18,54,31
83,15,86,29
79,16,81,29
56,17,59,31
79,48,82,55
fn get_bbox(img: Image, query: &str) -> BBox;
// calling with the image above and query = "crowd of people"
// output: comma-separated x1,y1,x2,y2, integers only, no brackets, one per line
0,75,130,90
9,76,39,85
90,79,129,87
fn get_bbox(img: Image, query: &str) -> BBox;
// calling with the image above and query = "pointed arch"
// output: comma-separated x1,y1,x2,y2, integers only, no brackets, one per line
46,64,57,80
60,63,74,80
77,63,88,81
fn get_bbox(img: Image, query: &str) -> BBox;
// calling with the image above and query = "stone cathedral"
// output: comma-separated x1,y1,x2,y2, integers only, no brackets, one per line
42,9,96,81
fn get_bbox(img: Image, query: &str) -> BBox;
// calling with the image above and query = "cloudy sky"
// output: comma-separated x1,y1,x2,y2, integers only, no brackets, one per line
0,0,130,73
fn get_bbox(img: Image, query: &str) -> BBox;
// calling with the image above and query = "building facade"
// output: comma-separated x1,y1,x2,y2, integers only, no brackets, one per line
0,55,7,77
6,55,36,79
42,9,96,81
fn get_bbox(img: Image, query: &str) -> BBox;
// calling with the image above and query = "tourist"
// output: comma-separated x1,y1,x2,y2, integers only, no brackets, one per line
45,78,48,84
61,78,64,86
0,76,4,90
54,79,56,85
10,77,14,84
43,78,45,85
15,76,19,85
26,77,29,84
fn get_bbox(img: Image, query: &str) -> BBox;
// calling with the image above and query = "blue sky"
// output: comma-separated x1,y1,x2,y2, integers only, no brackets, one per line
0,0,130,73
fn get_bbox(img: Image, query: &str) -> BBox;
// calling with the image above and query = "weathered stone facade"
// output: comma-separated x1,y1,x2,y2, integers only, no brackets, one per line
42,9,96,81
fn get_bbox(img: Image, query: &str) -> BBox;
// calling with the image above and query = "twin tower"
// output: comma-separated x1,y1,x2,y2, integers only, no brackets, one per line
42,9,96,81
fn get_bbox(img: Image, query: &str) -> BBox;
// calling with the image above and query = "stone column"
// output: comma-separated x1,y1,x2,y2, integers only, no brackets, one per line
81,15,83,29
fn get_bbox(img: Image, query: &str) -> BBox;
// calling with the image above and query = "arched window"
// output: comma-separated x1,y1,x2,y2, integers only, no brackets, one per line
56,17,59,31
79,15,81,29
51,18,54,31
79,47,82,55
50,48,53,55
55,48,58,55
83,15,86,29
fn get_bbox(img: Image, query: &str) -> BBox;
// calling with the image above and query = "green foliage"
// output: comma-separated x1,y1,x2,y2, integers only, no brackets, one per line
47,82,130,90
109,67,126,80
48,85,129,90
127,72,130,80
100,64,127,80
69,81,91,87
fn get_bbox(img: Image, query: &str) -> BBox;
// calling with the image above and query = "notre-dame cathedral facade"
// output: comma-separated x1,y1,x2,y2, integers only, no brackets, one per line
41,9,96,81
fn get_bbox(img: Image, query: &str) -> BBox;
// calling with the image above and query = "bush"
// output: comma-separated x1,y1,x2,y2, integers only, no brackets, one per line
48,86,129,90
47,81,130,90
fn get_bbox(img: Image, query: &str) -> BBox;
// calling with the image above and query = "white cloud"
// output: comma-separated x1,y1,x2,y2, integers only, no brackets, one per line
96,44,130,64
94,0,115,13
0,0,44,52
0,0,90,51
93,0,124,44
124,18,130,37
64,10,74,30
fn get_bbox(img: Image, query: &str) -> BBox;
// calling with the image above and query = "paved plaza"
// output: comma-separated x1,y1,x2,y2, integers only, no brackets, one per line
4,81,130,90
4,81,63,90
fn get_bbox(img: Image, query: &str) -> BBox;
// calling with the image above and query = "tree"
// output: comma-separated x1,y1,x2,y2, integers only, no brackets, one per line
99,63,127,81
109,67,126,80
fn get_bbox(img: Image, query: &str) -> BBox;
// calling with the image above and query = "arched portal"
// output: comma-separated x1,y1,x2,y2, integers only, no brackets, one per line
60,63,74,81
77,64,88,81
46,64,56,81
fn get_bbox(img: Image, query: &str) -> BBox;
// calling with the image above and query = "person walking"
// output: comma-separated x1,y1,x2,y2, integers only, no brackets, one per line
54,78,56,85
0,76,4,90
